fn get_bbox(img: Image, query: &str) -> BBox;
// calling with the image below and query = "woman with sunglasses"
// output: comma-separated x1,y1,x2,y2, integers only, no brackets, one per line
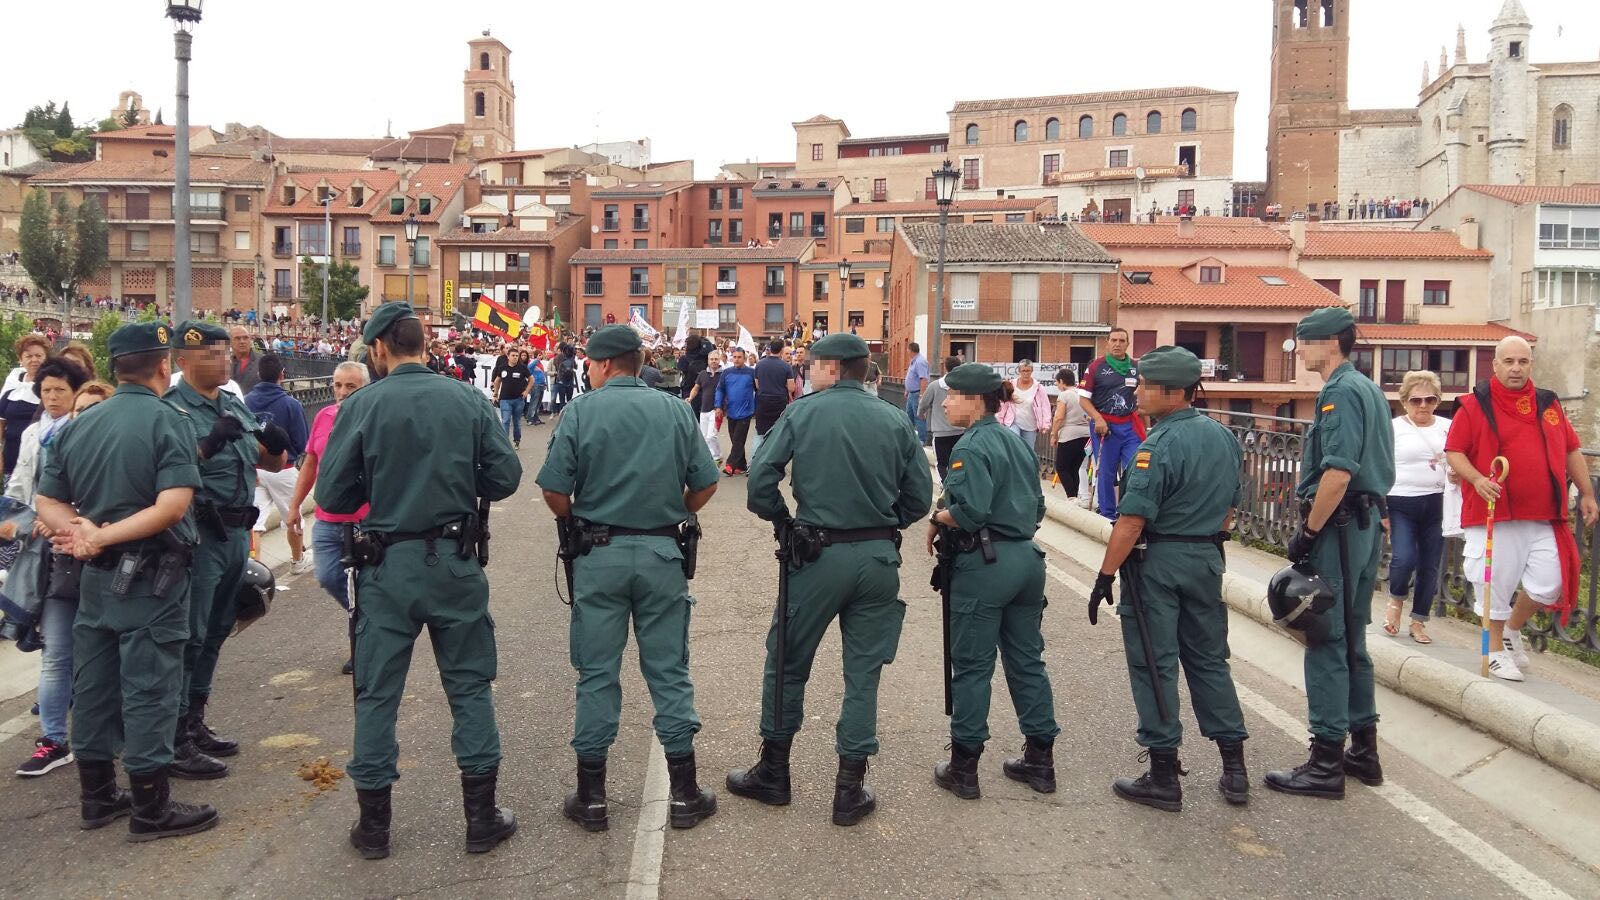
1384,370,1450,643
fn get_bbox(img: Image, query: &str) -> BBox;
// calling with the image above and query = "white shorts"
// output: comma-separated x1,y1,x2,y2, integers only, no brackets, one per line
698,410,720,461
1461,520,1562,621
253,465,300,531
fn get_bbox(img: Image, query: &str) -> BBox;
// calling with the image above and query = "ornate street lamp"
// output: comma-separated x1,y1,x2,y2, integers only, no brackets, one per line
931,159,960,361
167,0,203,322
403,212,421,308
836,258,851,337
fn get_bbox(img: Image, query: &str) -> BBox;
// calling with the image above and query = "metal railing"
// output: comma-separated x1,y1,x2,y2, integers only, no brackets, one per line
765,284,786,296
629,283,650,296
341,242,362,256
272,243,294,258
272,285,294,299
632,218,650,231
602,219,620,232
583,282,604,296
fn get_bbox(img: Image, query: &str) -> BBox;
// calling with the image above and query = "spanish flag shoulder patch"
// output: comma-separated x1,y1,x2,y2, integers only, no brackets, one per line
1134,450,1152,470
950,460,964,470
1321,403,1336,413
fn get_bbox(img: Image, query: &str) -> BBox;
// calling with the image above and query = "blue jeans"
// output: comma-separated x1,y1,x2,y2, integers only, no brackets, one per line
1090,420,1141,519
499,398,525,443
527,385,545,421
906,391,927,443
1386,492,1443,621
313,519,350,611
37,595,74,744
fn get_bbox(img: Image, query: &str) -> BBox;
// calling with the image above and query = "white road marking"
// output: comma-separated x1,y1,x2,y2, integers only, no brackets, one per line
1233,683,1573,900
624,734,669,900
1046,560,1092,597
0,710,37,746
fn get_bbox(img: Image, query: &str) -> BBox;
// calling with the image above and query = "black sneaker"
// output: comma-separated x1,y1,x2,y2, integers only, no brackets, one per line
17,737,74,777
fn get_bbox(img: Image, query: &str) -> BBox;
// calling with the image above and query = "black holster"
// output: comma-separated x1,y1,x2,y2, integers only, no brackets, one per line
149,528,195,599
678,514,701,580
475,497,491,567
196,503,228,542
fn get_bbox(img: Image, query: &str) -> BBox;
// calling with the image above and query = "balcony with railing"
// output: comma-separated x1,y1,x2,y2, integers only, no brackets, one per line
717,282,738,296
632,217,650,231
765,282,786,297
768,224,782,240
583,281,604,296
629,281,650,296
340,242,362,257
810,225,826,238
602,218,621,232
272,242,295,258
377,249,396,266
191,204,224,220
272,284,294,300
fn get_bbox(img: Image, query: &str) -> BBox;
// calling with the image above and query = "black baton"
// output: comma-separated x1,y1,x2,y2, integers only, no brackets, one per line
933,527,955,716
341,525,359,706
772,523,791,732
1120,553,1171,723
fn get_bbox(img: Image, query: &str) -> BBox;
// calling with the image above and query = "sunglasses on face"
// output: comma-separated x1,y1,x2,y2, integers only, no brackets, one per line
1406,396,1440,406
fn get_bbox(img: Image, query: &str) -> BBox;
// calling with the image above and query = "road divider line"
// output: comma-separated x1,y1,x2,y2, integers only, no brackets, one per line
1233,683,1573,900
624,734,669,900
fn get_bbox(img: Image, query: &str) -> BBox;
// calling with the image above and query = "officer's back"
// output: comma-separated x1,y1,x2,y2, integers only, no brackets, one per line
1136,410,1241,535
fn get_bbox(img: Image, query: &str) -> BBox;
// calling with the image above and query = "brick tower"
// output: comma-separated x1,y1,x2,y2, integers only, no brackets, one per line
463,31,516,159
1265,0,1350,215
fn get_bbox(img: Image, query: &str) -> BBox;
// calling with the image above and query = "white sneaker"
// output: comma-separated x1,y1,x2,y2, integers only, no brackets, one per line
290,555,315,576
1502,632,1531,669
1487,651,1525,682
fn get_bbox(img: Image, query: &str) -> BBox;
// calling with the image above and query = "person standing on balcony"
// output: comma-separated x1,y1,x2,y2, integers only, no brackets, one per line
1383,370,1451,645
1444,336,1598,682
1080,328,1144,519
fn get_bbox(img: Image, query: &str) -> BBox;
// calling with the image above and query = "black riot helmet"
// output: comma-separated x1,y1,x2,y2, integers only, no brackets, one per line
232,559,276,635
1267,562,1336,645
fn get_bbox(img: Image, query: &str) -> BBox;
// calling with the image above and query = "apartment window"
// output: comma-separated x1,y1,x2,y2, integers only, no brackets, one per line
603,204,620,230
342,226,360,254
1534,269,1600,308
1199,266,1222,283
128,230,150,253
234,194,251,213
632,204,649,230
813,272,829,300
633,239,649,250
1108,150,1129,168
965,124,979,145
507,252,529,272
411,236,430,266
949,272,978,321
234,230,250,250
1178,189,1195,209
1013,121,1029,142
849,274,865,289
378,235,396,266
603,239,618,250
1358,280,1379,321
1079,115,1094,139
1423,280,1451,305
190,232,218,255
768,213,782,239
273,269,291,297
389,197,405,215
811,212,827,238
812,142,824,161
789,212,805,237
584,304,602,328
962,158,979,191
1111,113,1126,136
1539,208,1600,249
924,178,936,201
1005,213,1025,223
765,266,786,295
718,267,738,295
718,304,737,328
873,178,887,202
765,303,784,330
629,267,650,296
708,187,723,210
1315,278,1341,295
1380,349,1426,387
1011,273,1039,322
876,217,894,233
1071,272,1101,322
730,187,743,210
845,218,865,234
1553,105,1572,150
729,219,743,244
708,219,723,244
418,197,432,215
1181,108,1197,132
583,268,603,295
664,265,698,295
1146,110,1162,134
1042,153,1060,182
299,222,328,256
1045,118,1060,140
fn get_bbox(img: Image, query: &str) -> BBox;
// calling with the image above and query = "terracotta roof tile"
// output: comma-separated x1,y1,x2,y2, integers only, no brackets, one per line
369,164,474,224
1299,230,1492,259
263,170,402,217
899,223,1116,264
92,124,212,142
590,180,696,198
837,132,948,147
436,217,585,245
570,238,814,264
753,176,843,195
477,147,569,162
1355,323,1536,343
951,86,1232,114
1460,185,1600,205
29,157,271,185
369,135,457,162
1117,267,1341,309
841,198,1046,218
1076,221,1292,248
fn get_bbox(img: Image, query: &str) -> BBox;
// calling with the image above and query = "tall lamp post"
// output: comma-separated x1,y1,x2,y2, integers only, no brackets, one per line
254,259,265,327
930,159,960,362
167,0,203,323
60,277,72,337
320,193,335,334
836,258,851,338
403,213,420,308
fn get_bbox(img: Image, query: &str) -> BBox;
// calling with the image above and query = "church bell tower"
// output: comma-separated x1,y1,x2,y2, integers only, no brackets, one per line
1266,0,1350,215
463,31,516,160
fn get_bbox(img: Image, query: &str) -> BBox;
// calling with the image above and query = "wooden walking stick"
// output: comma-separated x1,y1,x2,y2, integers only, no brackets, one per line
1482,456,1510,678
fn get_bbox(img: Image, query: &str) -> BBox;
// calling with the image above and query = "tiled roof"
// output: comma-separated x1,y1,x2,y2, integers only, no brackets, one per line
369,164,474,224
1355,323,1536,344
899,223,1117,264
754,177,843,194
837,132,948,147
29,157,271,185
1459,185,1600,205
590,180,695,198
91,124,212,142
1077,221,1292,248
795,115,841,125
369,135,457,162
1299,230,1492,259
1,160,64,178
409,123,466,137
1118,267,1341,308
841,198,1045,217
263,170,402,217
951,86,1231,114
200,133,390,159
477,147,566,162
436,217,584,245
570,238,814,264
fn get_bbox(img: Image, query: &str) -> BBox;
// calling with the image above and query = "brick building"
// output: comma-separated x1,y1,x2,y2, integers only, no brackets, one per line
835,198,1053,257
366,164,474,322
261,170,401,318
799,253,891,347
438,204,588,324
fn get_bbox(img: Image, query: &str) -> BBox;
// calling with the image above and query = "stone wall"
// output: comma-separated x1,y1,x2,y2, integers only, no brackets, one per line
1339,123,1420,202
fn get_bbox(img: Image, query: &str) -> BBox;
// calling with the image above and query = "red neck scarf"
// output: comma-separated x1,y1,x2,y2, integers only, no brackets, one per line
1489,375,1537,424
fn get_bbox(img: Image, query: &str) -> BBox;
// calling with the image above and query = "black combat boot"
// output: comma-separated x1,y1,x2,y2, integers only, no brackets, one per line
832,756,876,827
933,742,983,800
461,768,517,853
1217,740,1249,806
1343,724,1384,787
168,714,228,780
665,751,717,829
186,696,238,758
78,759,133,830
725,739,791,806
562,756,609,832
126,768,219,842
1002,735,1056,794
1265,737,1346,799
1112,748,1184,812
349,787,391,860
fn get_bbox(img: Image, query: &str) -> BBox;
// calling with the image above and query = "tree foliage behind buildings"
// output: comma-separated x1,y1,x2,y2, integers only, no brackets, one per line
17,101,96,162
19,190,109,302
0,313,38,372
299,256,369,321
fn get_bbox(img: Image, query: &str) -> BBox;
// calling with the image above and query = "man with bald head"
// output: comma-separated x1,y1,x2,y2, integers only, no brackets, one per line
1445,335,1598,682
229,326,260,394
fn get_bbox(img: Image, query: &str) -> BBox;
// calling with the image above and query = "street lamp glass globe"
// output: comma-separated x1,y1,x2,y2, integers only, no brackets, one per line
932,160,960,206
837,260,851,282
166,0,203,29
404,213,421,243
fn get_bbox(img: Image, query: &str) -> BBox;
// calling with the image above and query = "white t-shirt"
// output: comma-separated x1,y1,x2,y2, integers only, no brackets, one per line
1013,383,1041,431
1390,414,1451,497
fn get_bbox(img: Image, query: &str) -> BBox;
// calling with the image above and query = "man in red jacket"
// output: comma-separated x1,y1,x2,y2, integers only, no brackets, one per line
1445,336,1598,682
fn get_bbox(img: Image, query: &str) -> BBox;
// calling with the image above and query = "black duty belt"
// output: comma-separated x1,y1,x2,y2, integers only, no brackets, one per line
603,526,682,539
369,519,469,548
86,540,165,568
215,506,256,528
816,526,900,546
946,527,1025,556
1145,530,1229,548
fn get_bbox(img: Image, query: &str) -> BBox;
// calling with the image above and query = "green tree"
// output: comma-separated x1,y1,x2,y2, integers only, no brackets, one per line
299,256,368,321
18,189,109,304
89,311,122,379
120,104,141,128
137,304,159,323
54,102,74,138
0,313,37,373
17,99,94,162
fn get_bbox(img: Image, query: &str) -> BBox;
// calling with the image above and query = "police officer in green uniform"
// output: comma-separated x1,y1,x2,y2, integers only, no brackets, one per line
1266,307,1394,798
36,322,220,841
165,321,290,780
318,302,523,859
537,324,720,833
729,332,932,827
927,363,1059,801
1087,347,1250,811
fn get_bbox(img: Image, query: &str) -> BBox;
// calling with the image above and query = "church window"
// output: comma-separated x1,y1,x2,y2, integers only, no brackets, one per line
1180,108,1197,132
1553,105,1572,150
1509,41,1522,59
1079,116,1094,139
1045,118,1060,140
1293,0,1308,28
965,124,979,145
480,52,490,70
1112,113,1127,136
1321,0,1333,27
474,92,486,118
1146,111,1163,134
1013,120,1028,142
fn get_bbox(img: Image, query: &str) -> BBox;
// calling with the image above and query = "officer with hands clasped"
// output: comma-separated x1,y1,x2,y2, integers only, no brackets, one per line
1087,346,1250,812
729,332,932,827
165,321,291,781
536,324,720,833
927,362,1059,801
318,301,523,859
1265,306,1394,799
35,322,217,841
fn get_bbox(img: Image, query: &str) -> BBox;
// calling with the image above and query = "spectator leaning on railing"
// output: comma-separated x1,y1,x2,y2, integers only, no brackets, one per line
1383,370,1451,645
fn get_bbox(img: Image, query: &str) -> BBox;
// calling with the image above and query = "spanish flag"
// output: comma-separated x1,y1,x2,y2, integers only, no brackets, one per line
472,296,523,341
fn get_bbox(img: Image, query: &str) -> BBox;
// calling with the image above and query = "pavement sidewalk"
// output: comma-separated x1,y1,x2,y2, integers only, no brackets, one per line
1039,482,1600,790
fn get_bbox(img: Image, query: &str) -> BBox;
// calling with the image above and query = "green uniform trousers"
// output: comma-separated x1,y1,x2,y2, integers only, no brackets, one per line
569,537,700,758
1118,543,1247,750
758,540,906,757
180,525,248,715
348,542,501,790
948,540,1059,746
1305,515,1381,742
71,566,190,774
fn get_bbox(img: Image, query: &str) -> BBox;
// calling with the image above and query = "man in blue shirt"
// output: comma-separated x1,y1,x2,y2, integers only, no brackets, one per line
905,343,930,444
716,348,757,474
752,340,796,456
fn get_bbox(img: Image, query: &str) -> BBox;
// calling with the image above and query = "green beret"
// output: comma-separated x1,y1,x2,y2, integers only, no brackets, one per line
175,320,228,348
362,301,417,344
1295,306,1356,339
1138,345,1202,388
584,324,642,361
108,321,174,359
809,332,869,361
945,362,1003,394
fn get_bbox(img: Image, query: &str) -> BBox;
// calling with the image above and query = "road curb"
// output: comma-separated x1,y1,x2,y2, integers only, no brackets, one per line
1044,499,1600,791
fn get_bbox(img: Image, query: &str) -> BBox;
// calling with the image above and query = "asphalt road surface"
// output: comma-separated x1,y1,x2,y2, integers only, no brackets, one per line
4,425,1598,899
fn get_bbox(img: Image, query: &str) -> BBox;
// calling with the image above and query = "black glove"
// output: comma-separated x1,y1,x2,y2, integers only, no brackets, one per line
258,422,291,457
1088,572,1115,625
1287,525,1320,564
198,414,246,459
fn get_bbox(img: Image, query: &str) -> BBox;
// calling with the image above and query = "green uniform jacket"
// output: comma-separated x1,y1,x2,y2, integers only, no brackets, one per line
318,363,522,527
1296,361,1395,500
536,375,717,526
38,383,201,544
1119,407,1241,532
942,415,1043,538
164,379,260,508
748,380,932,527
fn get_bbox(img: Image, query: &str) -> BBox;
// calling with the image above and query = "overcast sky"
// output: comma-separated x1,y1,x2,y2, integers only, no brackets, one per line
5,0,1596,180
